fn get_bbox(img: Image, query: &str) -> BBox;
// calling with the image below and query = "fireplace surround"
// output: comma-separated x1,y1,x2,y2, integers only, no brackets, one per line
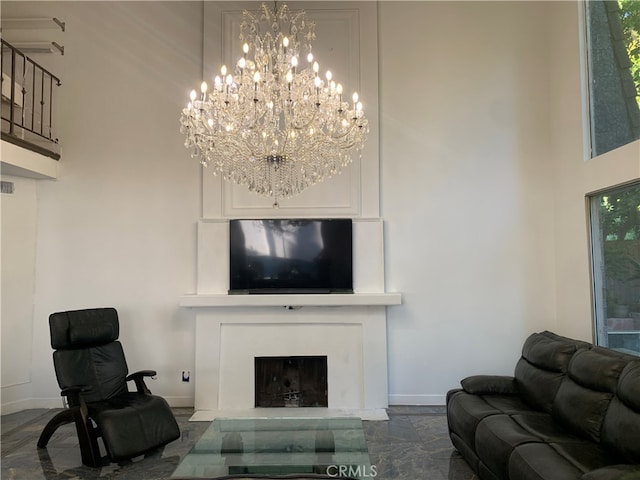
180,219,400,421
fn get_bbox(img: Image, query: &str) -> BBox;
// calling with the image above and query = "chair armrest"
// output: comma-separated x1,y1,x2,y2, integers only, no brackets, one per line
126,370,157,381
126,370,157,394
581,465,640,480
60,385,92,408
460,375,517,395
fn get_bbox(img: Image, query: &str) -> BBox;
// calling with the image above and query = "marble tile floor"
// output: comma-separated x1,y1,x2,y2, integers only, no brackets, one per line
1,406,477,480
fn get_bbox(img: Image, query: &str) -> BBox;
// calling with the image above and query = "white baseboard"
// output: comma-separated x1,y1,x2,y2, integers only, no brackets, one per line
1,397,63,415
164,396,194,408
388,394,446,406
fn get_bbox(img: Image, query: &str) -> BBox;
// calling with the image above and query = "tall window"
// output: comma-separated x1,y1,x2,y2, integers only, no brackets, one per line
590,183,640,355
585,0,640,157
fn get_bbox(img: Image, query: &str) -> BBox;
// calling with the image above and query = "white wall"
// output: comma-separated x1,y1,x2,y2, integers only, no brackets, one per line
3,1,632,412
1,175,38,410
1,1,203,412
379,1,557,404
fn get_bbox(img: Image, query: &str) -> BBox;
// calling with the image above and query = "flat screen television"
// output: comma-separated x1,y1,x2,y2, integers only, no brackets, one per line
229,219,353,294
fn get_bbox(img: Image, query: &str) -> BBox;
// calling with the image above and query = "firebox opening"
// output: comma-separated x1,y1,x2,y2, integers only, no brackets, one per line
255,356,328,407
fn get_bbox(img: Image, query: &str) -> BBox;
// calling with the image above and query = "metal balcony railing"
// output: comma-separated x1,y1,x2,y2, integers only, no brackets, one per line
1,38,61,160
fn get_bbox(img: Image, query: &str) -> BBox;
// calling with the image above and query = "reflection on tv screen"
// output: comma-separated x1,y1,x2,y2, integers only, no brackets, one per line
229,219,353,294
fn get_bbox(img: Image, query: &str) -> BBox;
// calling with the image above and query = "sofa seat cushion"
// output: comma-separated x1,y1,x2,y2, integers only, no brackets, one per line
447,389,539,450
509,443,599,480
581,464,640,480
475,413,608,480
475,414,544,479
478,461,502,480
551,442,623,473
449,432,481,474
447,390,502,449
512,414,594,444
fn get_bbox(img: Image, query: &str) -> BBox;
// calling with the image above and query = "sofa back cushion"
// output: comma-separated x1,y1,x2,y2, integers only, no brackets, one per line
552,347,629,442
514,331,590,413
601,360,640,463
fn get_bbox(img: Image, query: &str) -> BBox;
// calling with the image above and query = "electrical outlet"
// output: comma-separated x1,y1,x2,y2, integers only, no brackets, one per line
181,370,190,382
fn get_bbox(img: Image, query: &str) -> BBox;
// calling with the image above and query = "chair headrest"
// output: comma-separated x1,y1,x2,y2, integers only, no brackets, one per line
49,308,119,349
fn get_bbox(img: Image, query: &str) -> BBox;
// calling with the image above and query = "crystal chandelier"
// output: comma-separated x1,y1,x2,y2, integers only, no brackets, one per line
180,2,369,207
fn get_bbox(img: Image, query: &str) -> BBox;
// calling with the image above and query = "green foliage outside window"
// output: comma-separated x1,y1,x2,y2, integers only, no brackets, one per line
620,0,640,108
586,1,640,156
597,184,640,321
601,188,640,242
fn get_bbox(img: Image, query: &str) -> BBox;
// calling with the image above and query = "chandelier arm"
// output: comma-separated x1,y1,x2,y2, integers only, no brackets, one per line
287,103,319,131
281,100,320,142
326,124,365,141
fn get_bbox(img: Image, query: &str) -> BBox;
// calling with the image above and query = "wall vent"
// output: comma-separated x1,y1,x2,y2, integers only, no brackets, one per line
1,181,15,194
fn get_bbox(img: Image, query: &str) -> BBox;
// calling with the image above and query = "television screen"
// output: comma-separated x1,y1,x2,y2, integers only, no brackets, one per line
229,219,353,294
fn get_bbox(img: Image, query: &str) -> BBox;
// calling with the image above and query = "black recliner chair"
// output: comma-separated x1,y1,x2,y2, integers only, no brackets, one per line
37,307,181,467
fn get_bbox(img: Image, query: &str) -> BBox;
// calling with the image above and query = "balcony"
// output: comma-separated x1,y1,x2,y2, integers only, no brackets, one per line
1,38,61,163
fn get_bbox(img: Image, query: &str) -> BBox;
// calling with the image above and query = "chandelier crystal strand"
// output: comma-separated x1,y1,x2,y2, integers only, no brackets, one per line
180,2,369,207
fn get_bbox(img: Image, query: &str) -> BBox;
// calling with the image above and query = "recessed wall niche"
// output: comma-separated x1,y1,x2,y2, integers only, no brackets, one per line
201,1,380,218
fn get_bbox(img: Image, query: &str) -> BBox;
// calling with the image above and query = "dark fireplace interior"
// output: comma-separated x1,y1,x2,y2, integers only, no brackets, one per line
255,356,328,407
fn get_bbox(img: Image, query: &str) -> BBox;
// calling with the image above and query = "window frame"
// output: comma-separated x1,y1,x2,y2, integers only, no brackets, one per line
582,0,640,159
588,181,640,354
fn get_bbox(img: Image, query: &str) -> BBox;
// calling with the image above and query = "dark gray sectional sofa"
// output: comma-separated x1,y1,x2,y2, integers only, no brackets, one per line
446,331,640,480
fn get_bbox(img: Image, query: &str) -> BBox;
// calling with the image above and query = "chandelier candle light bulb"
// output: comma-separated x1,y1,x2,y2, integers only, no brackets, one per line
180,2,368,207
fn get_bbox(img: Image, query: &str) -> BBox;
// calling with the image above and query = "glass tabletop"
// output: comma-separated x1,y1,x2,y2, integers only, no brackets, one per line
171,417,372,479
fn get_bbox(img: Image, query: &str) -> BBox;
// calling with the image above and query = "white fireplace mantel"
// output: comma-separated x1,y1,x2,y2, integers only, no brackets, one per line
180,292,401,308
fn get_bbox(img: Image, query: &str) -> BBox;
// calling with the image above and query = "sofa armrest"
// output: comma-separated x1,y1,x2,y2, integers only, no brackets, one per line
581,465,640,480
460,375,517,395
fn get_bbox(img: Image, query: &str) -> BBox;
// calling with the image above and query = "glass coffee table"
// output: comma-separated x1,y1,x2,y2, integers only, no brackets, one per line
171,417,373,479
